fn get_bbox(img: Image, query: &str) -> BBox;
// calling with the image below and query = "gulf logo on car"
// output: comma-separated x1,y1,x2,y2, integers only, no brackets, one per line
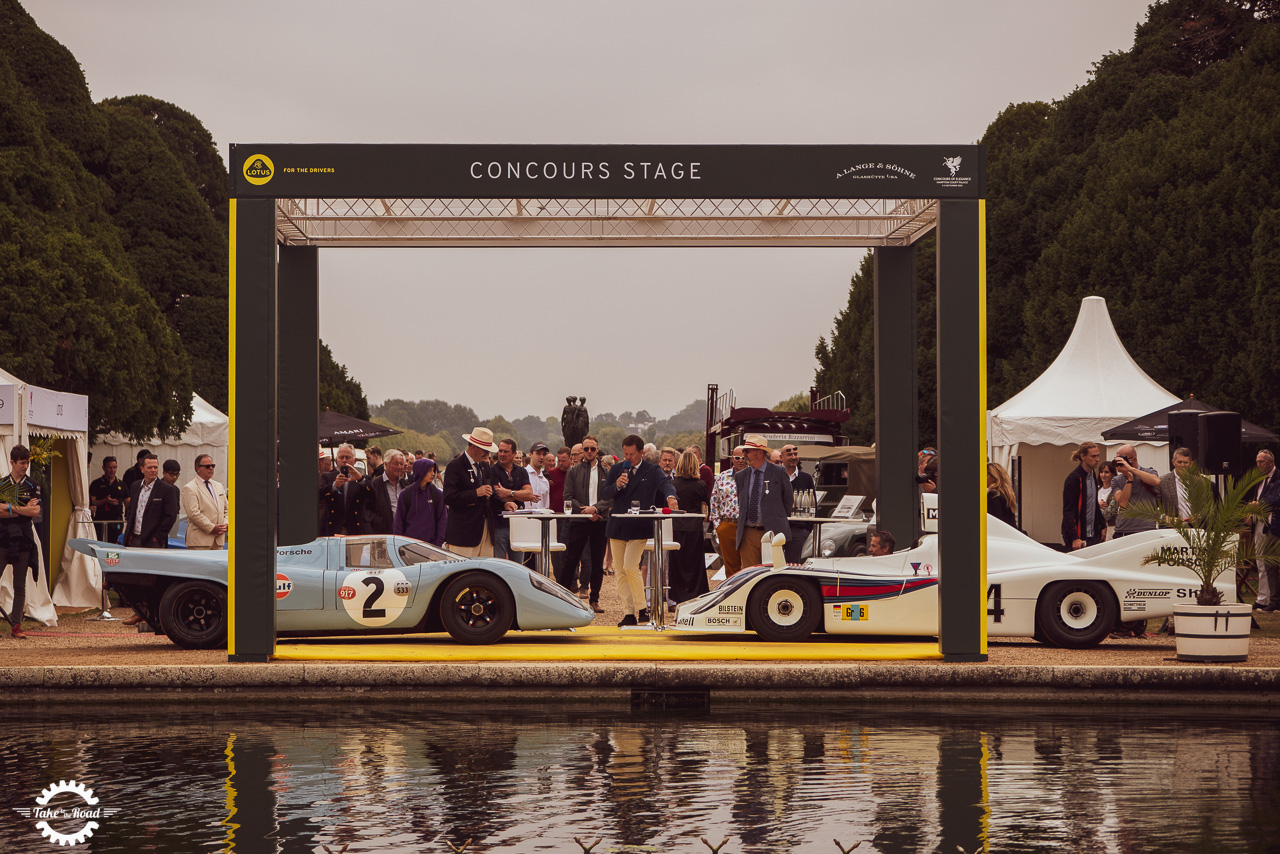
276,573,293,599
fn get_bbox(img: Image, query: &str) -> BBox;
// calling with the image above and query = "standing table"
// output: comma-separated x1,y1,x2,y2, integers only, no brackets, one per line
787,515,832,560
501,511,573,578
628,511,705,629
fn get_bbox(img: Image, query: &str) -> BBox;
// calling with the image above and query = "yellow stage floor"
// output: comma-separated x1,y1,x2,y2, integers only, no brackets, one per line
273,626,943,662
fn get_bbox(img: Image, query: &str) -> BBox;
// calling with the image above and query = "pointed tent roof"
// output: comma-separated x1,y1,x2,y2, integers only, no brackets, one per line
988,296,1180,447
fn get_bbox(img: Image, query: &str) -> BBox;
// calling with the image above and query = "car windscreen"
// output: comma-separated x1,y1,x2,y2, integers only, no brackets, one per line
398,542,459,566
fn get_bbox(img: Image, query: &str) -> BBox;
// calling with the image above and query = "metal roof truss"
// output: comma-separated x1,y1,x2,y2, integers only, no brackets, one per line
274,197,938,248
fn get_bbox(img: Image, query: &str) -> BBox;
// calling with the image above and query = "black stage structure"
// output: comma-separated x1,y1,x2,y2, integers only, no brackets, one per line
228,144,987,661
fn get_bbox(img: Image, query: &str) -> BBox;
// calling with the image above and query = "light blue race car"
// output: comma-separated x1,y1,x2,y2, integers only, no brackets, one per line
69,536,594,649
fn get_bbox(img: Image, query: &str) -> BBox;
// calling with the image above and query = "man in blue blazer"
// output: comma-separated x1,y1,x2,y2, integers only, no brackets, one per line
735,434,793,568
601,433,678,626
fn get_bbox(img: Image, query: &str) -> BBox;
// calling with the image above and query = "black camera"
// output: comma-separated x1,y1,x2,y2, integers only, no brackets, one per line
341,465,352,476
1113,458,1126,467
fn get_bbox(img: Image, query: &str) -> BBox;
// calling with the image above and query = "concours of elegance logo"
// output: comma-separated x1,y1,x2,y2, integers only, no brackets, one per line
12,780,121,847
933,155,972,188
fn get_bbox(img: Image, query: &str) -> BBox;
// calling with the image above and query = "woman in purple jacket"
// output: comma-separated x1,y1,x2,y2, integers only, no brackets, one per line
394,458,447,546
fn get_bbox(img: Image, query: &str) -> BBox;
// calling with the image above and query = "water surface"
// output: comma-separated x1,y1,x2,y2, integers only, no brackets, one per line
1,702,1276,853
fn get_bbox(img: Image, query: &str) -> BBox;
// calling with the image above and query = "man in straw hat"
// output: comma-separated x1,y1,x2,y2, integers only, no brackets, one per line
443,426,505,557
734,434,793,568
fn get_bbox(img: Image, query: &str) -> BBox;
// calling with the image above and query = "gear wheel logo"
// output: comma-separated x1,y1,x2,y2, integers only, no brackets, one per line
13,779,119,847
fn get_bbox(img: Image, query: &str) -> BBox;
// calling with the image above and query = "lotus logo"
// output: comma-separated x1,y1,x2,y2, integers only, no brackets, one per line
943,156,963,177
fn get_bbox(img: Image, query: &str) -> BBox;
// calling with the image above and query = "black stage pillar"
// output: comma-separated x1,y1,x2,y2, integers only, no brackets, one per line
277,246,319,547
936,199,987,661
229,198,277,662
873,245,919,549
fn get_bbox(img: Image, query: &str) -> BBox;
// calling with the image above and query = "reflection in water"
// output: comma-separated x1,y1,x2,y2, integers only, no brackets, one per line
1,703,1278,853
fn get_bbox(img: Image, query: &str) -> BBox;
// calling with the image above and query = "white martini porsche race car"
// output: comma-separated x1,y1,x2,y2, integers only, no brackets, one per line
675,517,1224,648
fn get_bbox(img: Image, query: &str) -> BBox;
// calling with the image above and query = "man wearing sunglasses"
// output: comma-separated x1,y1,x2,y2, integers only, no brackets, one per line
182,454,228,549
562,435,612,612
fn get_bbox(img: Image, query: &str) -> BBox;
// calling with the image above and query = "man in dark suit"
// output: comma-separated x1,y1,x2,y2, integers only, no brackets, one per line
443,427,504,557
318,443,367,536
360,450,408,534
562,434,612,612
780,444,814,563
1248,449,1280,611
601,434,679,626
125,454,179,549
735,435,793,568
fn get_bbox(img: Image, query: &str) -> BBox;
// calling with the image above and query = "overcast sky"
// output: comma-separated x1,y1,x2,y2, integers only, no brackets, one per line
25,0,1152,424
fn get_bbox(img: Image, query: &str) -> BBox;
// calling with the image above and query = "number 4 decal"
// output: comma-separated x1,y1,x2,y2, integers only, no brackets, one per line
986,583,1004,622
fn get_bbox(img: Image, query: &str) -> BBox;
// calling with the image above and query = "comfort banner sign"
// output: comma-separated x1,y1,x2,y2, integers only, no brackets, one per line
231,144,985,200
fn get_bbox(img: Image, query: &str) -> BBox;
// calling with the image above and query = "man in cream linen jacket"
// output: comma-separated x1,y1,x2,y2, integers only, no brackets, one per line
181,454,228,549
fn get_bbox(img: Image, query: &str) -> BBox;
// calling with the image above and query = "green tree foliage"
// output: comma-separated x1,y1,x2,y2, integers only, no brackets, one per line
985,0,1280,428
650,399,704,435
774,392,810,412
815,240,938,447
816,1,1280,441
371,399,481,439
654,430,705,454
319,342,369,420
96,102,230,410
0,7,192,440
103,95,230,226
369,419,458,460
483,415,521,450
588,422,627,457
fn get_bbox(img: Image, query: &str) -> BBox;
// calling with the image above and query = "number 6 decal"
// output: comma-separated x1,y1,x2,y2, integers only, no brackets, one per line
340,568,411,627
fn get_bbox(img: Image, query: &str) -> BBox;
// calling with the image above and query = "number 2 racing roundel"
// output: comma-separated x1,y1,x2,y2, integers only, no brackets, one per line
338,569,412,627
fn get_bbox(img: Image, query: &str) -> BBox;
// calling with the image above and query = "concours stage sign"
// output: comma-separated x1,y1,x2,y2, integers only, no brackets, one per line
231,144,985,200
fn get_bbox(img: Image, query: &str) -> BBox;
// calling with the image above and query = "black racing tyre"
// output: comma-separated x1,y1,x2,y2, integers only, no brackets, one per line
440,571,515,645
158,580,227,649
1036,581,1118,649
747,575,822,642
847,541,869,558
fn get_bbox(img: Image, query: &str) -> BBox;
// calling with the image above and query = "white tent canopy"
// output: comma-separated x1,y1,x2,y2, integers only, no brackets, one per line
92,394,229,530
988,296,1180,544
0,365,96,624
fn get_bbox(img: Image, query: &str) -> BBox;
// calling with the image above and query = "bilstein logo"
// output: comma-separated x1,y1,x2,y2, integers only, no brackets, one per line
243,154,274,186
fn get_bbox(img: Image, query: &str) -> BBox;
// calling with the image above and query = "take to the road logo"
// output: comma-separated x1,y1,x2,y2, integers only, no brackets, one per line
12,779,121,847
243,154,274,185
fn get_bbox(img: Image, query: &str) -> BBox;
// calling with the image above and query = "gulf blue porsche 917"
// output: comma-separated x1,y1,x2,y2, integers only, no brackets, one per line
69,536,594,649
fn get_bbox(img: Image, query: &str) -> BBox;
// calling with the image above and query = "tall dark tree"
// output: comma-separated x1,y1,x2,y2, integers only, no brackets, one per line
0,8,192,441
816,0,1280,441
97,102,230,411
815,238,938,448
319,342,369,420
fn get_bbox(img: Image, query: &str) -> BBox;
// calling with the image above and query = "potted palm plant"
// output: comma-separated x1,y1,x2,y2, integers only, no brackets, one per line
1122,462,1279,661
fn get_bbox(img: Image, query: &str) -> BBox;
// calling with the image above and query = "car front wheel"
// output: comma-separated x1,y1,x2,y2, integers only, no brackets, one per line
748,576,822,642
440,571,514,644
1036,581,1117,649
159,580,227,649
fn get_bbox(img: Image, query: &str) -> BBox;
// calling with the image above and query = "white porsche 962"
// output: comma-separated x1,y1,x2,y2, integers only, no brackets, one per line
674,518,1224,648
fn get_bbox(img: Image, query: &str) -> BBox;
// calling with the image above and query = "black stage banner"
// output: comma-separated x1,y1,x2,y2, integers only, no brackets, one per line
231,144,985,200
